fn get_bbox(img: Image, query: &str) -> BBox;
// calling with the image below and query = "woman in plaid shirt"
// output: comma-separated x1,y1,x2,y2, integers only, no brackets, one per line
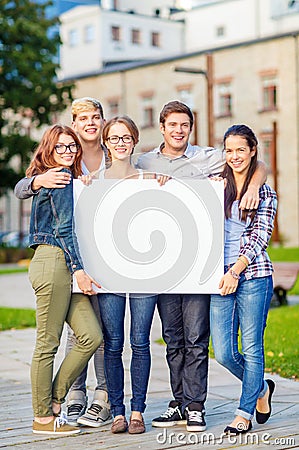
210,124,277,435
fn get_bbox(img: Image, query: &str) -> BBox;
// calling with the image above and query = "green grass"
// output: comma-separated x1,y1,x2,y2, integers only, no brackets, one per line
156,304,299,381
289,278,299,295
267,246,299,262
0,267,28,275
264,303,299,380
209,304,299,380
0,307,36,331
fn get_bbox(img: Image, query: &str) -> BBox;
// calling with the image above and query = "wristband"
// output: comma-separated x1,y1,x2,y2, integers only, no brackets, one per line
237,256,249,268
229,269,240,280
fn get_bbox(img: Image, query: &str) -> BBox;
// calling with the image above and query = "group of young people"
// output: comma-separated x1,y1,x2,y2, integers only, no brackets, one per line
14,98,277,438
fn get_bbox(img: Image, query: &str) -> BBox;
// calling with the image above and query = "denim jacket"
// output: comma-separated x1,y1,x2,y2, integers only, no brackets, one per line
28,168,84,274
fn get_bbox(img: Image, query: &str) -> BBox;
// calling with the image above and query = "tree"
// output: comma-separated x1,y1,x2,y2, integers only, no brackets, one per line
0,0,74,196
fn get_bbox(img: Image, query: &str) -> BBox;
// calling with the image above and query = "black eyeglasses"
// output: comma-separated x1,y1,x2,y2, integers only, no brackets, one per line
106,135,133,144
54,143,79,154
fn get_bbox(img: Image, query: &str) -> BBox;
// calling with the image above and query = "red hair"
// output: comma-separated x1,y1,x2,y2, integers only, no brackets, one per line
26,125,83,178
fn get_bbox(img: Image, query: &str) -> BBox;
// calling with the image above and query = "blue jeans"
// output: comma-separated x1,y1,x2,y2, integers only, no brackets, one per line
98,293,157,417
210,273,273,420
158,294,210,411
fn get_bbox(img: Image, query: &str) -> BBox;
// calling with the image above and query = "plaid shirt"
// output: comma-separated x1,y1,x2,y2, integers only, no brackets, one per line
239,184,277,280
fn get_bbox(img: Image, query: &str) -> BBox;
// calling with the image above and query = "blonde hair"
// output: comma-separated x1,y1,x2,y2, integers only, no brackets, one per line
71,97,104,120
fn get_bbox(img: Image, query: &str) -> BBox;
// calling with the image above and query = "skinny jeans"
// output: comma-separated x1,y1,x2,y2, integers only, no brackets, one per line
29,245,102,417
210,272,273,420
98,294,157,416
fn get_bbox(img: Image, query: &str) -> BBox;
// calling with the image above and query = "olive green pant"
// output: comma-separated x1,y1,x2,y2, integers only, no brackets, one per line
29,245,102,417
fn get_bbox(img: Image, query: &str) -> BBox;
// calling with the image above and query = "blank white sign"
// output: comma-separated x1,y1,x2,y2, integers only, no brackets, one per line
73,178,224,294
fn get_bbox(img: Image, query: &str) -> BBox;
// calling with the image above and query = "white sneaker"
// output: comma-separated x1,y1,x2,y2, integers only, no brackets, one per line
77,390,113,428
66,390,87,426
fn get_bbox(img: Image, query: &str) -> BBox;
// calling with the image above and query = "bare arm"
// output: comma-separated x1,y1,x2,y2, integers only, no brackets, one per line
239,160,267,210
218,256,249,296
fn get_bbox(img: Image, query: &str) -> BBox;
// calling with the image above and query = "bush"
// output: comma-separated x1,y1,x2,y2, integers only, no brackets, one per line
0,247,34,263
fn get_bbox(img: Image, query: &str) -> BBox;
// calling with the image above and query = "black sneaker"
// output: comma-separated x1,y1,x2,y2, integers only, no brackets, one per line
185,406,206,432
152,401,186,427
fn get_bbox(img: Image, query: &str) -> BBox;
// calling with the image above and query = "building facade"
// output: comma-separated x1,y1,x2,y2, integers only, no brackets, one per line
59,0,299,80
58,33,299,246
172,0,299,52
59,5,184,80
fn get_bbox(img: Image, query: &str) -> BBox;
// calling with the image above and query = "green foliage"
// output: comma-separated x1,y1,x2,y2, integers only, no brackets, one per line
0,133,36,195
0,0,74,194
0,306,36,331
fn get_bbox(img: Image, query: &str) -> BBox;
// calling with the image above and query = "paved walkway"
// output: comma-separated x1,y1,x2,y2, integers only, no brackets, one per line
0,272,298,449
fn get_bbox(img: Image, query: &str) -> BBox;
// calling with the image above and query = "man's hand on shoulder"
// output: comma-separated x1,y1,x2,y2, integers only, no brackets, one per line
239,184,259,210
32,167,71,190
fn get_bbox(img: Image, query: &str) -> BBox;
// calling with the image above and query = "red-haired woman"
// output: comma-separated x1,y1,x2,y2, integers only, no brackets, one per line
26,125,102,435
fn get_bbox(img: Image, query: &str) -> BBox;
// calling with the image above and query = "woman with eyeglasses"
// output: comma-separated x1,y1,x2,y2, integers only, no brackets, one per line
83,116,164,435
26,124,103,435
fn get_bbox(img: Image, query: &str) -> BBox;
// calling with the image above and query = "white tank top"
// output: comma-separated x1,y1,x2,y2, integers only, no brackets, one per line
99,168,144,180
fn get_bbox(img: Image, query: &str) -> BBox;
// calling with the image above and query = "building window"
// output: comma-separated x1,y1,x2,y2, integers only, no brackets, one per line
177,88,194,110
131,29,141,44
151,32,160,47
216,26,225,37
176,87,197,144
141,96,154,129
111,26,121,42
69,29,79,47
260,133,273,174
84,24,95,43
216,82,232,117
261,76,278,111
107,98,120,118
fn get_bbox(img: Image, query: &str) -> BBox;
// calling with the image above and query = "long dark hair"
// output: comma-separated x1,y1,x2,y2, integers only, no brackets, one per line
222,124,258,221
